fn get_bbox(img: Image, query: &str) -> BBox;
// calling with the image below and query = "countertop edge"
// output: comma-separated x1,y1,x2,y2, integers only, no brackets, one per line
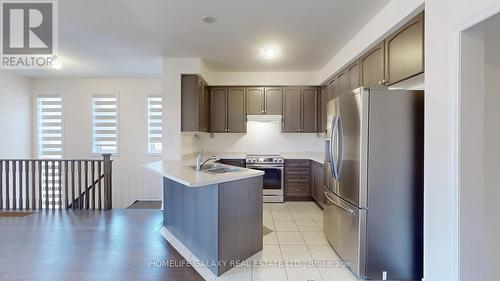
143,161,265,188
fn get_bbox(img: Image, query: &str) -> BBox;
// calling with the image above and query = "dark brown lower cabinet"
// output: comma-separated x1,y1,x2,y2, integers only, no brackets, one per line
311,161,325,208
284,159,311,200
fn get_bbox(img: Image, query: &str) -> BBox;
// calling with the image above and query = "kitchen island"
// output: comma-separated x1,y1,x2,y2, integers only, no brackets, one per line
144,160,264,279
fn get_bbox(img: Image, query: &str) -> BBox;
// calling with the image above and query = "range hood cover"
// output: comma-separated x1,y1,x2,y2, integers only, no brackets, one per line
246,115,282,122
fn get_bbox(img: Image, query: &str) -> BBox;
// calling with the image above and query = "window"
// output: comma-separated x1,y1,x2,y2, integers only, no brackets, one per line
37,96,63,159
92,94,118,154
37,96,62,209
147,96,163,154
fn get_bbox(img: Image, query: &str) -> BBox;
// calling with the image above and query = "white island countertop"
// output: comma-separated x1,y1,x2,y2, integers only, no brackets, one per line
144,160,264,188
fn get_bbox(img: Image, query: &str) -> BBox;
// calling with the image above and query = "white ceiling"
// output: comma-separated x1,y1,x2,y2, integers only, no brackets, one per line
16,0,391,77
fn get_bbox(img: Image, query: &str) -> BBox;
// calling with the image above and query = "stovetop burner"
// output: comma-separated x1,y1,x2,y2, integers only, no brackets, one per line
246,154,284,164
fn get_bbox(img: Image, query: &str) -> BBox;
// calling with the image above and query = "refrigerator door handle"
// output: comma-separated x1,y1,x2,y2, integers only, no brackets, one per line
324,139,331,163
324,191,355,215
330,115,339,179
337,115,344,179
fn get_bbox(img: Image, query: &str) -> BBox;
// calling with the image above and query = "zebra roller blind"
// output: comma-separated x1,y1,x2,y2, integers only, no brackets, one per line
37,96,63,209
92,94,118,154
147,96,163,154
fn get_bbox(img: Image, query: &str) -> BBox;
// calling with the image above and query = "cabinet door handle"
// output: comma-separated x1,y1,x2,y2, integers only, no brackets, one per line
227,128,231,132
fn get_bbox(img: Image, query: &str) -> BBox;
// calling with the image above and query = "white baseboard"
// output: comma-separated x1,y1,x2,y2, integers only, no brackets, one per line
159,227,217,281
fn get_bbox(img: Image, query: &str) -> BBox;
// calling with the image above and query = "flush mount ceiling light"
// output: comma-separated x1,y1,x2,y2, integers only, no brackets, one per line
260,47,281,60
202,16,216,24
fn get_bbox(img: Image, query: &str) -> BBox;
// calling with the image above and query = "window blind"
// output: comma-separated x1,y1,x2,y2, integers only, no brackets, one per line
37,96,62,209
147,96,163,154
92,94,118,154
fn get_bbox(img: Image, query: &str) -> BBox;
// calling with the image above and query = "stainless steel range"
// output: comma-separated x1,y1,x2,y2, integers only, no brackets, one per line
246,154,284,203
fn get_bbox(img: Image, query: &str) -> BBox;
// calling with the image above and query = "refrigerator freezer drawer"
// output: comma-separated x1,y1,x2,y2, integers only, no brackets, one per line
323,188,366,278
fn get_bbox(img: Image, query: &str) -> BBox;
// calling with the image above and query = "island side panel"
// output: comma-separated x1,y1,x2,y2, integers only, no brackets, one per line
163,178,219,273
218,176,263,275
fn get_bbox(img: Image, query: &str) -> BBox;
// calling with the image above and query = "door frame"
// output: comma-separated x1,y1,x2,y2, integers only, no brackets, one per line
447,2,500,280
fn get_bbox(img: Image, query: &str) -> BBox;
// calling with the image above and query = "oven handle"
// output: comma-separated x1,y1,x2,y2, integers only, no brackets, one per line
246,165,284,169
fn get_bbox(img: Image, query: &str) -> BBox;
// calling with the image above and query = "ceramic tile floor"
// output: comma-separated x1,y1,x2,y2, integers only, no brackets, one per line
211,201,360,281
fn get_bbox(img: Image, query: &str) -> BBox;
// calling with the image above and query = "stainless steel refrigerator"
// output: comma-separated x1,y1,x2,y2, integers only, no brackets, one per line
323,87,424,280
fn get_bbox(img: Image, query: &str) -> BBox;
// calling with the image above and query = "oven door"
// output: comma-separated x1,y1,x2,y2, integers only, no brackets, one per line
246,164,283,196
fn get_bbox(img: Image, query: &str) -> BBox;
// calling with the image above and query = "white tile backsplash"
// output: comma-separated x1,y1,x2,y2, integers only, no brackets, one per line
198,121,323,153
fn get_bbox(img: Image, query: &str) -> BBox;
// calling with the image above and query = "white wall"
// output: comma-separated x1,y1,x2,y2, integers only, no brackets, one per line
483,25,500,280
0,71,32,158
198,121,323,153
31,78,163,208
162,58,206,160
207,71,318,86
458,17,500,281
424,0,500,281
459,28,487,281
163,59,326,158
317,0,424,84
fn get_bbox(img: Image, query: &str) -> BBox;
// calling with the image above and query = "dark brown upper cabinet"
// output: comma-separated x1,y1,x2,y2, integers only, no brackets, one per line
283,87,317,133
210,87,246,133
385,12,424,85
347,60,361,91
246,87,282,115
283,88,301,132
210,88,227,133
361,42,386,87
181,74,209,132
264,87,283,115
328,78,338,101
319,85,329,133
301,88,317,133
337,70,349,97
246,87,264,114
227,88,246,133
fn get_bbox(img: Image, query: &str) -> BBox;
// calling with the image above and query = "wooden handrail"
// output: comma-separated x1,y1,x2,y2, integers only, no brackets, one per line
67,174,104,209
0,154,112,211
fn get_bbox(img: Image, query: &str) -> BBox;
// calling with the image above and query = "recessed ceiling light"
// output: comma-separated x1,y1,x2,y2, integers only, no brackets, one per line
261,47,280,60
202,16,215,24
52,59,63,70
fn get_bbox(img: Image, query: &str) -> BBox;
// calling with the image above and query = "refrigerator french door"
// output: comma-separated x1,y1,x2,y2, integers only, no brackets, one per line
324,87,424,281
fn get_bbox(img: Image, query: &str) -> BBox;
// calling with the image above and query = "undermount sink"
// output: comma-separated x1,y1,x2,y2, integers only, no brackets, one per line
203,166,242,174
189,164,243,174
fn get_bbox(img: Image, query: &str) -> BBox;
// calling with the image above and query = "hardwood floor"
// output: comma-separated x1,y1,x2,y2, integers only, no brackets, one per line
0,209,203,281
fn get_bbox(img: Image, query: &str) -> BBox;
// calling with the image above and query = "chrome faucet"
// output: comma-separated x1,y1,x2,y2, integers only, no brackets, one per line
195,149,219,171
